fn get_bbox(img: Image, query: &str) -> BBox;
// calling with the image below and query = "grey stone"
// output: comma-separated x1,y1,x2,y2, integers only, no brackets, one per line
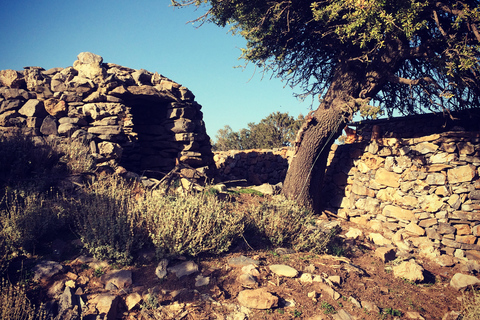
101,270,132,289
155,259,169,279
40,115,58,135
33,260,64,281
167,261,199,278
228,256,260,267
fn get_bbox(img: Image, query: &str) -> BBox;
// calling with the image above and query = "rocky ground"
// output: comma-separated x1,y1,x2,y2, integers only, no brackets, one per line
8,195,480,320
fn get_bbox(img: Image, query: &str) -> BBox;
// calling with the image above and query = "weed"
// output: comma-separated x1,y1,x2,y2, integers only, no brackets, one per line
1,278,49,320
141,289,159,310
462,288,480,320
94,267,105,278
337,301,343,307
277,309,285,314
238,188,263,196
292,309,302,317
382,307,402,317
321,301,336,314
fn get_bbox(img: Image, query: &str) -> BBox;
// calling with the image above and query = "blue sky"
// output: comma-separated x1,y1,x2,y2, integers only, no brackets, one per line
0,0,314,140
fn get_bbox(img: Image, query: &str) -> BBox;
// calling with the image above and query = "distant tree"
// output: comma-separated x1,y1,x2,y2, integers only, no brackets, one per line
213,112,303,150
175,0,480,213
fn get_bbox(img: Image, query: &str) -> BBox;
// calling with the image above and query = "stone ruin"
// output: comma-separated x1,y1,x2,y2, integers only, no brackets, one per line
0,52,214,182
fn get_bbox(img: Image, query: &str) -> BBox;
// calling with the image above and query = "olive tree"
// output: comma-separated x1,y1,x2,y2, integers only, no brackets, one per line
173,0,480,213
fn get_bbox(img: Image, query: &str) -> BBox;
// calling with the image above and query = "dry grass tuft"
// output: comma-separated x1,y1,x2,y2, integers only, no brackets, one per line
462,288,480,320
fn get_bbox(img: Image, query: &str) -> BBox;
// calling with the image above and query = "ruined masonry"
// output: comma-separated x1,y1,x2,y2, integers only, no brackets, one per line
0,52,214,179
215,111,480,261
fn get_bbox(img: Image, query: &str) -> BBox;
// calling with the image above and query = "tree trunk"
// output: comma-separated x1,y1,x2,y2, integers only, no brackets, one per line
282,64,361,214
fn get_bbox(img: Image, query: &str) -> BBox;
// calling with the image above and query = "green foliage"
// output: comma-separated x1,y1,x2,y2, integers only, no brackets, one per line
175,0,480,117
382,307,402,318
0,190,68,262
73,176,147,265
321,301,336,314
145,191,245,257
213,111,304,150
246,198,333,253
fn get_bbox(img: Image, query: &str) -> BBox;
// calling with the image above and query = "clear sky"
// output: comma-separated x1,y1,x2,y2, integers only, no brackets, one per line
0,0,314,140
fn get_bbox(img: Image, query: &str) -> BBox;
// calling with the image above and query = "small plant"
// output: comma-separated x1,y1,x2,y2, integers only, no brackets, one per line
141,289,159,310
292,309,302,317
382,307,402,317
94,267,105,278
321,301,336,314
277,309,285,314
146,191,245,257
337,301,343,307
238,188,264,196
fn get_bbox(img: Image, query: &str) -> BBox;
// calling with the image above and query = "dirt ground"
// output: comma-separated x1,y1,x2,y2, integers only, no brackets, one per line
20,194,478,319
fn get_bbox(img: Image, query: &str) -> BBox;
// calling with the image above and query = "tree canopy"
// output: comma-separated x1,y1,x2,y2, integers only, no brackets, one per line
213,111,304,151
174,0,480,213
174,0,480,117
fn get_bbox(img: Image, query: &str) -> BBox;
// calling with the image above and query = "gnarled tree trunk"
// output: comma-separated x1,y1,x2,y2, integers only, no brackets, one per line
282,64,363,214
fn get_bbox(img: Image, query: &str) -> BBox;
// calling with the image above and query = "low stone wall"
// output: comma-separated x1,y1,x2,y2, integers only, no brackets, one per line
213,111,480,260
0,52,213,179
213,148,290,185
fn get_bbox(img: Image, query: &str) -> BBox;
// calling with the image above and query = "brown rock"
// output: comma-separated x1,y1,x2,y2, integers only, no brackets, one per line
237,288,279,309
375,168,400,188
0,69,25,88
375,247,396,262
44,98,67,117
448,165,476,184
383,205,416,221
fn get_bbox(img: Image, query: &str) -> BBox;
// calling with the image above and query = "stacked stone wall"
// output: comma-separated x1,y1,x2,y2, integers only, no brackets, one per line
214,110,480,260
0,52,213,179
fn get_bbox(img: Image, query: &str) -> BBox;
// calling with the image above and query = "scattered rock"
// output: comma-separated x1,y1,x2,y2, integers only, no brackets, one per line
393,259,424,282
33,260,64,282
195,275,210,287
101,269,132,289
299,273,314,284
237,288,279,309
228,256,260,267
155,259,169,279
450,273,480,290
125,292,142,311
361,300,380,313
168,261,199,278
237,273,257,287
269,264,298,278
375,247,396,262
405,311,426,319
332,309,355,320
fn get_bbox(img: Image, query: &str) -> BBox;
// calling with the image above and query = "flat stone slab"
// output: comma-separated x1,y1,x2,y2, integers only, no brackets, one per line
269,264,298,278
450,273,480,290
237,288,278,309
168,261,198,278
228,256,259,267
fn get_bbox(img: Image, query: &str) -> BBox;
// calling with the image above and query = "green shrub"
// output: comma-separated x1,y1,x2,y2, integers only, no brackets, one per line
145,192,245,257
245,198,334,253
0,278,49,320
0,190,67,257
73,176,147,265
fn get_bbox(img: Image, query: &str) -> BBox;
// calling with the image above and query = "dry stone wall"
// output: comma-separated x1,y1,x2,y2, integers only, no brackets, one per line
214,111,480,260
323,111,480,261
0,52,214,179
